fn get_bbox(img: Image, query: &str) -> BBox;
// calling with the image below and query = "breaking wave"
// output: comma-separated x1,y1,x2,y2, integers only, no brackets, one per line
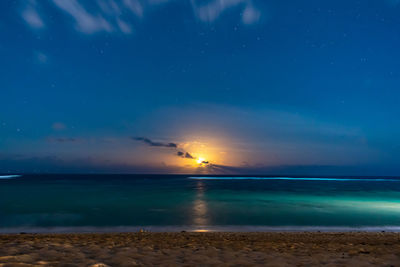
0,175,22,179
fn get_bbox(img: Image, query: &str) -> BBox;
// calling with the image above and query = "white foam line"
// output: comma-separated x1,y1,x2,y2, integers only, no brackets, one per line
0,175,21,179
188,177,400,181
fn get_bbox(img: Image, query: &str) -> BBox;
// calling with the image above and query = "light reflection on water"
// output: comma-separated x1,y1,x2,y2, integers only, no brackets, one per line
192,181,209,228
2,175,400,229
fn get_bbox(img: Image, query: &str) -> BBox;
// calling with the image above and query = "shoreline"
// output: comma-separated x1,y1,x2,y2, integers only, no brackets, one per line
1,232,399,266
1,225,400,234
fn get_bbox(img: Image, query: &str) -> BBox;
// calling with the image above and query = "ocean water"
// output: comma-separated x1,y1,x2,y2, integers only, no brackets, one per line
1,174,400,233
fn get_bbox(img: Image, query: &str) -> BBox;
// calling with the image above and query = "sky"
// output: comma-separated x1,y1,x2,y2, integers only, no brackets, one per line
1,0,400,175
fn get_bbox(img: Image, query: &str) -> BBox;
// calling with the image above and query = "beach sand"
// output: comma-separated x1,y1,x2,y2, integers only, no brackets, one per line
0,232,399,266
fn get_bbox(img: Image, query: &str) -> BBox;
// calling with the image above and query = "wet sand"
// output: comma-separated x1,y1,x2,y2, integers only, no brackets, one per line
0,232,399,266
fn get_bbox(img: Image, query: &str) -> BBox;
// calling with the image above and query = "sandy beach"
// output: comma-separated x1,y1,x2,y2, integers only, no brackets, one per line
0,232,399,266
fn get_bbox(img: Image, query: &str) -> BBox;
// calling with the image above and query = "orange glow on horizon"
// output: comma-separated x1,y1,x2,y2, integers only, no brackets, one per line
174,135,245,168
196,157,205,164
128,134,250,171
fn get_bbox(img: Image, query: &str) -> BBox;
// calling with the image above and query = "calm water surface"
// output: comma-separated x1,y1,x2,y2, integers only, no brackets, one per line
1,174,400,232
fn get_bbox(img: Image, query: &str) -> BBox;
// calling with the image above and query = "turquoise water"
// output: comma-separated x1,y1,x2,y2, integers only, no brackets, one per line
1,175,400,232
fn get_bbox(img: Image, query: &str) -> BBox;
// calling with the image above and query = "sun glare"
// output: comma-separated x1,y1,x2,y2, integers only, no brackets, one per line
197,157,205,164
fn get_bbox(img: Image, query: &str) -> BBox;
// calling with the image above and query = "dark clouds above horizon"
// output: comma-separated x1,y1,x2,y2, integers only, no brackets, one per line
1,0,400,174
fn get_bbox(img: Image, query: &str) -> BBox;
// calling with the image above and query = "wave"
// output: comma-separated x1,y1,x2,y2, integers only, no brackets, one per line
0,175,22,179
188,177,400,182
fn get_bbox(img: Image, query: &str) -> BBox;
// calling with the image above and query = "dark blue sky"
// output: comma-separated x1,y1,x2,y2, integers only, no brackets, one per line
1,0,400,174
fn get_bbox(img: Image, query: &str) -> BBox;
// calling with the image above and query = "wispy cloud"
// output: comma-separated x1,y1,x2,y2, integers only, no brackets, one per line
98,0,122,15
21,0,45,29
132,137,177,148
242,4,261,25
52,0,113,34
116,18,133,34
190,0,261,24
20,0,261,35
123,0,144,17
176,151,195,159
132,137,196,159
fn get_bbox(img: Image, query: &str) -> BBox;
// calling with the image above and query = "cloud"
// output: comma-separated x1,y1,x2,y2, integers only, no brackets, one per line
21,0,45,29
133,137,198,160
185,152,194,159
176,151,195,159
21,0,261,35
242,5,261,25
98,0,121,15
133,137,177,148
123,0,144,17
190,0,261,24
134,104,377,167
52,0,113,34
117,18,133,34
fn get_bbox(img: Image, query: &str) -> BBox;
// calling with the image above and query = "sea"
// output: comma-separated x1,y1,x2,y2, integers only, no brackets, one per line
1,174,400,233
